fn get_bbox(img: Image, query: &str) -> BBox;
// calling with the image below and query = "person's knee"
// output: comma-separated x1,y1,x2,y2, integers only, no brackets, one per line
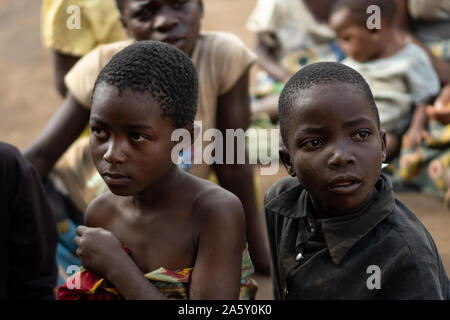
0,141,39,185
0,141,24,168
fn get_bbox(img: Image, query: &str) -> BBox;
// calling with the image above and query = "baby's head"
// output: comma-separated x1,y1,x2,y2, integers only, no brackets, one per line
90,40,198,195
329,0,397,62
278,62,386,216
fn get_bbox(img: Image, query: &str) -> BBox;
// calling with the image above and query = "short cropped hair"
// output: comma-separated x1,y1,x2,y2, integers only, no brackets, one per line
278,62,380,146
330,0,397,26
92,40,198,128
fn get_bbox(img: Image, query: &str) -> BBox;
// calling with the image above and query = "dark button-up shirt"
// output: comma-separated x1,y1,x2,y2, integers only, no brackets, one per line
264,174,450,299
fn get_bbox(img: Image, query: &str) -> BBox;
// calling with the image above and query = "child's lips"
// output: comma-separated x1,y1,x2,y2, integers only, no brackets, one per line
328,177,362,195
102,172,131,186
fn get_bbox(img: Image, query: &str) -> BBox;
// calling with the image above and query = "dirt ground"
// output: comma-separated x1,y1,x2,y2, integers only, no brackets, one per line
1,0,449,300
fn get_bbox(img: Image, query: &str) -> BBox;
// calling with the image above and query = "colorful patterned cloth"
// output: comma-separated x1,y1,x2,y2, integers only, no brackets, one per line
428,40,450,62
395,112,450,199
385,34,450,201
58,245,258,300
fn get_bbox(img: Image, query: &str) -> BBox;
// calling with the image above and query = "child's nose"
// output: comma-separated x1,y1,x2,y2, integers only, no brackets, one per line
103,140,127,164
327,144,356,169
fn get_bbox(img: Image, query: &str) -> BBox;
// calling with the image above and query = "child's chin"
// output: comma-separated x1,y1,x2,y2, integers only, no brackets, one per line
108,186,134,197
334,193,373,215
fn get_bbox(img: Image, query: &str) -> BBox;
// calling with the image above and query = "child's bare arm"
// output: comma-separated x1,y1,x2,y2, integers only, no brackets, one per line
75,224,169,300
77,196,169,300
255,33,292,83
395,0,450,85
77,191,246,300
188,190,246,299
405,101,430,148
427,84,450,124
23,93,89,178
51,50,80,97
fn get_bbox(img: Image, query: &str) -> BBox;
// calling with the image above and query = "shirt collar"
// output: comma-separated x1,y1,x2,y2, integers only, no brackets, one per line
321,175,395,264
264,179,307,219
265,174,395,265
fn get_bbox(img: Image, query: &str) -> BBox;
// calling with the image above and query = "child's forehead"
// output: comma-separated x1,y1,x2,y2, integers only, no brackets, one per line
94,84,157,105
295,82,364,103
288,83,376,125
92,84,162,117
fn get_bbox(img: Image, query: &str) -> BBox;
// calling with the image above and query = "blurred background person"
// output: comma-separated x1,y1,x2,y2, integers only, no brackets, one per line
246,0,342,122
41,0,127,97
0,142,57,300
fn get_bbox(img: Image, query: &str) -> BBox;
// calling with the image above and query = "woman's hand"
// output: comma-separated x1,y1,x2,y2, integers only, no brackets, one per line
75,225,127,277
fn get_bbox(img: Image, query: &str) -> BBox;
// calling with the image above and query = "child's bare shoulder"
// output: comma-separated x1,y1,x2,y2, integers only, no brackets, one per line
84,191,122,228
188,175,245,226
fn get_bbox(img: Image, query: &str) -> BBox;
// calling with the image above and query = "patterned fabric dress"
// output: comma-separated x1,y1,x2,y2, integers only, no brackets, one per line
395,115,450,200
57,245,258,300
385,35,450,204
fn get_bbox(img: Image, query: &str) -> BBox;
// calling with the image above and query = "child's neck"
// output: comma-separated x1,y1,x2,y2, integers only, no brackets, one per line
373,28,406,61
132,166,185,213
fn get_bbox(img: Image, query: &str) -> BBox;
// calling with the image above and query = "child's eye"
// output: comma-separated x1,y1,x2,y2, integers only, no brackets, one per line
135,4,158,20
136,9,153,20
301,139,323,150
352,130,371,142
172,0,187,9
129,133,147,143
91,127,108,139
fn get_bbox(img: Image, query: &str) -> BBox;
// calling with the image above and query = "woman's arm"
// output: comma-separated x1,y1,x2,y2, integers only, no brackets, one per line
255,33,292,83
215,69,271,276
52,50,80,97
405,102,429,148
395,0,450,85
23,93,90,179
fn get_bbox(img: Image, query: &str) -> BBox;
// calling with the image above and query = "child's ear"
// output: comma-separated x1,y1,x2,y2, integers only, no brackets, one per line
279,144,296,177
380,130,387,163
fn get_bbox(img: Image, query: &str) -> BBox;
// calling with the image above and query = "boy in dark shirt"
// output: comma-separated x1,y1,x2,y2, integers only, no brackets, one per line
264,62,450,299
